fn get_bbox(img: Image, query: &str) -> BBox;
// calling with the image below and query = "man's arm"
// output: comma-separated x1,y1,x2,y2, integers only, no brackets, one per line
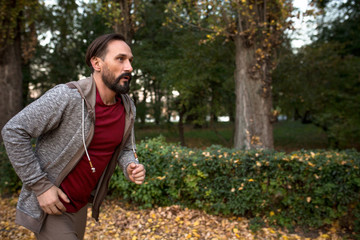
120,128,146,185
118,101,145,183
118,125,141,180
1,85,73,197
2,85,76,214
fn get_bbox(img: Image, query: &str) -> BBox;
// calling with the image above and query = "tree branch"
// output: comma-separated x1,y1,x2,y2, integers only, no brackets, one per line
169,8,234,37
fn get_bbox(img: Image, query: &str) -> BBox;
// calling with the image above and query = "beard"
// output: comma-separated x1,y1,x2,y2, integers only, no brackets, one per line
101,67,132,95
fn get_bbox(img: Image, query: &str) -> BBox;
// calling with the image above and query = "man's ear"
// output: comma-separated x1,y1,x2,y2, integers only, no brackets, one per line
90,57,102,72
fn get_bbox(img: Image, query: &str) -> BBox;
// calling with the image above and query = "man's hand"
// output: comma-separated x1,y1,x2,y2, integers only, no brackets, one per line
37,186,70,215
127,163,146,184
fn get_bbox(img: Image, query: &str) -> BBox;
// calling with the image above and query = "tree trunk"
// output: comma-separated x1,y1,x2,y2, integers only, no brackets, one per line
0,35,23,142
209,87,217,128
138,87,147,124
233,35,273,150
114,0,134,45
178,105,186,146
153,79,162,125
165,93,172,123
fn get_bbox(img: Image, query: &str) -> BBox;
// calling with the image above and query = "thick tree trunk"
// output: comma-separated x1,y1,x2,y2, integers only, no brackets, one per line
233,35,273,150
0,36,23,142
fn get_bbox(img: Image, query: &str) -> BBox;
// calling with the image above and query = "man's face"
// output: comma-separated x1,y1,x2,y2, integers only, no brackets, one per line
101,40,133,94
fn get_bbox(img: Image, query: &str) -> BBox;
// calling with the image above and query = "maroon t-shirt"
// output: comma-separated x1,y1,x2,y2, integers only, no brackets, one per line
60,89,125,212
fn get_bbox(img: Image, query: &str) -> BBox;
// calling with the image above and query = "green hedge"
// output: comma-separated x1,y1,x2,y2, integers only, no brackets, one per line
109,136,360,232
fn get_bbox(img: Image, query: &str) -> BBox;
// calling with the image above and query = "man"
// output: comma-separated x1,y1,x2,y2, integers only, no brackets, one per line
1,33,146,239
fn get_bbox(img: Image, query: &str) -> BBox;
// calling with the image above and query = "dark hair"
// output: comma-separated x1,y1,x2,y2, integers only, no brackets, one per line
85,33,126,72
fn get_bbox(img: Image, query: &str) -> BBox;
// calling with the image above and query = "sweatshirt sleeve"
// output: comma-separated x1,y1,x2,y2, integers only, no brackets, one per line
1,84,72,196
118,101,139,181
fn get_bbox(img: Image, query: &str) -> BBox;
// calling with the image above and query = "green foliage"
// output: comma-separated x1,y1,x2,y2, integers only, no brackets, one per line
163,31,235,127
274,45,360,149
0,143,21,195
28,0,112,96
110,137,360,232
0,0,39,48
272,0,360,149
316,0,360,57
131,0,235,126
131,0,174,125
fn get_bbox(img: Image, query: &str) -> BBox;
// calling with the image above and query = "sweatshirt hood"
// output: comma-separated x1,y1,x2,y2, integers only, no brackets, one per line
73,75,97,120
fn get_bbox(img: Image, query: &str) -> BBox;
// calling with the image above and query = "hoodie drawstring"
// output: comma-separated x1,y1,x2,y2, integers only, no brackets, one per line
82,99,96,173
131,127,138,162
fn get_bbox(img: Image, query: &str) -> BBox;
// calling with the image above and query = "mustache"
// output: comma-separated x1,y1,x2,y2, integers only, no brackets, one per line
115,73,132,83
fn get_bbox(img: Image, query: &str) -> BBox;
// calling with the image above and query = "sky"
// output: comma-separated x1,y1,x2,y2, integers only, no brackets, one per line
291,0,317,48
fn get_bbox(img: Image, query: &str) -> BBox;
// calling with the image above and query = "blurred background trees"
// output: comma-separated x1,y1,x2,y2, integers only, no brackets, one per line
0,0,39,142
0,0,359,150
273,0,360,149
166,0,292,150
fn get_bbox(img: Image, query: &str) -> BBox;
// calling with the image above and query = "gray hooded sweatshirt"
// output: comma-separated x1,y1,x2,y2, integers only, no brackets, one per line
1,76,138,233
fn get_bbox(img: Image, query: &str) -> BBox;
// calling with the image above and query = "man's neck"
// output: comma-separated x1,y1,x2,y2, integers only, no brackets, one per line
92,73,116,105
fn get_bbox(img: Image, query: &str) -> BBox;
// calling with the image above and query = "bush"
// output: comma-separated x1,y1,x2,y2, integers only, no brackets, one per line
109,136,360,232
0,142,21,195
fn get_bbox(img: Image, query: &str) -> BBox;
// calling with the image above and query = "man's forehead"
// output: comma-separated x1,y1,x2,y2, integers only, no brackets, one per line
107,40,132,54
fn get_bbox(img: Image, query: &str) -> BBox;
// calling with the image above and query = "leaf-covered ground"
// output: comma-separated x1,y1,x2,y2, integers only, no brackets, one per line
0,196,350,240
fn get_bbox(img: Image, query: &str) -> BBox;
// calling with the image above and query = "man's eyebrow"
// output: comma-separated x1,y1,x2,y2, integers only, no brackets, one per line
115,53,134,59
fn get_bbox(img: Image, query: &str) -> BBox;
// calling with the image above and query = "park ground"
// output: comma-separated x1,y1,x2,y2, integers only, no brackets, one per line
134,120,347,152
0,196,348,240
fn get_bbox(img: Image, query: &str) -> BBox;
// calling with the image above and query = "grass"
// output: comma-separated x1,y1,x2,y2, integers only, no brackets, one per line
135,120,332,152
273,120,329,152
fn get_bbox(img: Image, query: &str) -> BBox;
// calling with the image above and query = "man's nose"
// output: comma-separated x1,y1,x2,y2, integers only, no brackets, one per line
125,60,133,72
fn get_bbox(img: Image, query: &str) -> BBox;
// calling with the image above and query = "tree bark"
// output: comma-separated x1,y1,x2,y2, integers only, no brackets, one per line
152,79,162,125
233,35,274,150
114,0,134,45
178,111,186,146
178,104,186,146
0,34,23,142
